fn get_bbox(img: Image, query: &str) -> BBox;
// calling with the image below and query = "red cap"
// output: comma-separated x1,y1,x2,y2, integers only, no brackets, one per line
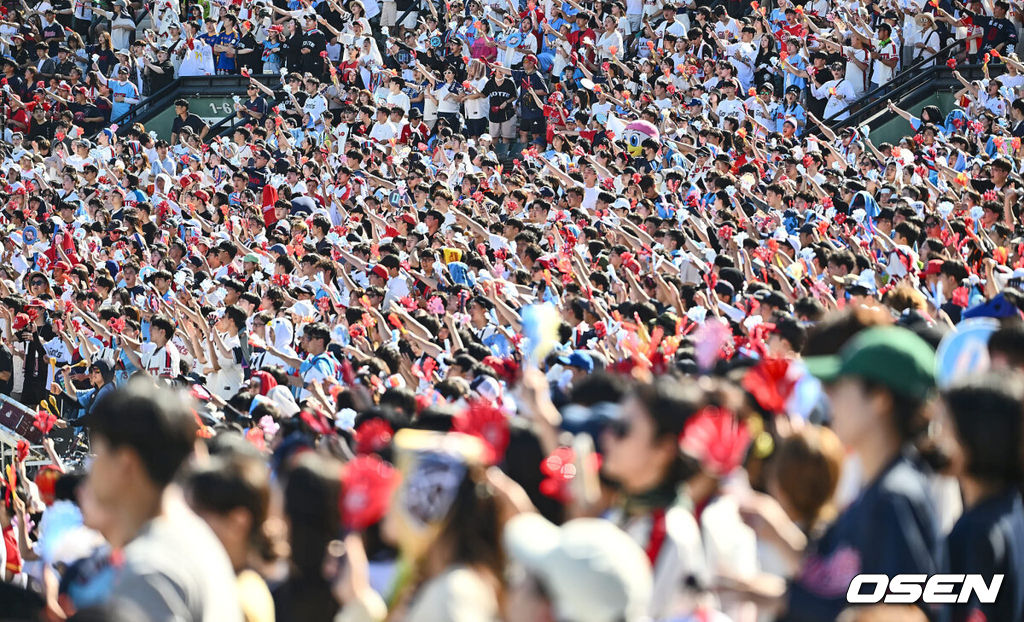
12,313,29,331
400,213,417,226
524,54,539,65
923,259,944,276
370,265,389,281
194,190,210,202
54,261,70,272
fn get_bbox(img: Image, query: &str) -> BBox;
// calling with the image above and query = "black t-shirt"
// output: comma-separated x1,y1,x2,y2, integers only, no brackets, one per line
945,489,1024,622
236,32,261,74
41,22,66,56
482,77,517,122
70,101,103,135
245,165,268,191
51,0,74,28
171,112,207,138
141,221,158,245
283,33,303,70
0,343,13,396
147,60,175,93
783,454,941,622
975,15,1017,53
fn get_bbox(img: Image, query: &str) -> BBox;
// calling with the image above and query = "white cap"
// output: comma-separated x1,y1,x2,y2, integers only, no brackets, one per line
503,513,652,622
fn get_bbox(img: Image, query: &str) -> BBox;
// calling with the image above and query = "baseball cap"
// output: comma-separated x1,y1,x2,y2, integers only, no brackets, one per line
269,243,287,255
503,513,652,622
805,326,936,401
243,253,260,263
370,265,389,281
524,54,539,65
922,259,944,276
557,351,594,373
754,289,788,309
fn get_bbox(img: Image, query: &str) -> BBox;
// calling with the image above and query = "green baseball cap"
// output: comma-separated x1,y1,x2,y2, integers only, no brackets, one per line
804,326,936,401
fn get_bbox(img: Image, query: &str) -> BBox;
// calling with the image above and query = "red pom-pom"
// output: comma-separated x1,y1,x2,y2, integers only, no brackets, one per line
453,400,510,464
679,406,749,477
340,455,398,530
354,418,394,455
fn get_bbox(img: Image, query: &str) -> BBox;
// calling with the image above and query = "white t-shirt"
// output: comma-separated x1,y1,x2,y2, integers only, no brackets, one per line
842,46,869,96
142,342,180,379
597,29,624,60
714,18,740,41
433,82,462,114
368,120,398,141
464,78,488,120
872,38,900,84
501,30,537,67
717,96,746,127
209,333,246,400
387,90,411,113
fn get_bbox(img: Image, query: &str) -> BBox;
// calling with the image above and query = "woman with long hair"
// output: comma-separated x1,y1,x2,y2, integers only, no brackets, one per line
88,32,116,77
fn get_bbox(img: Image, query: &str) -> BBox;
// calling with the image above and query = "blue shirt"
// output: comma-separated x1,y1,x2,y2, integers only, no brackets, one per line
945,490,1024,622
784,55,807,92
775,102,806,135
108,80,138,121
783,455,941,622
216,32,240,71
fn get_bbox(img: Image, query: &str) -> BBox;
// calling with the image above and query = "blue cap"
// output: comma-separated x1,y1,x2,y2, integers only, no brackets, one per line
269,243,287,255
962,293,1020,320
687,98,702,107
557,351,594,373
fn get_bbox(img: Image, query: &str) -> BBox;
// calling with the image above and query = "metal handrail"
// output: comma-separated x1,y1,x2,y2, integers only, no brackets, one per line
822,38,966,130
104,73,285,137
106,76,183,134
205,94,287,142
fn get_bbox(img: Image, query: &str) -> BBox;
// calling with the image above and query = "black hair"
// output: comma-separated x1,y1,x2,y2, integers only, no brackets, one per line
90,378,198,487
150,314,176,339
943,372,1024,488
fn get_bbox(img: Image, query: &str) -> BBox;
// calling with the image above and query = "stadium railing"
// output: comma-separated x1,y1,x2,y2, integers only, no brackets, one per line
821,39,970,133
107,74,284,138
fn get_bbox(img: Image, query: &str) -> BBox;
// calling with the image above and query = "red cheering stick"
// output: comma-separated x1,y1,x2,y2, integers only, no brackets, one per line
240,67,250,77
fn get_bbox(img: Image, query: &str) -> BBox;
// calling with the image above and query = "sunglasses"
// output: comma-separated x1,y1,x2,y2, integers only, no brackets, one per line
31,280,46,286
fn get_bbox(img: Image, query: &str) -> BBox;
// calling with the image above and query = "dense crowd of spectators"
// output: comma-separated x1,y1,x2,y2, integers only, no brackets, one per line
0,0,1023,621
